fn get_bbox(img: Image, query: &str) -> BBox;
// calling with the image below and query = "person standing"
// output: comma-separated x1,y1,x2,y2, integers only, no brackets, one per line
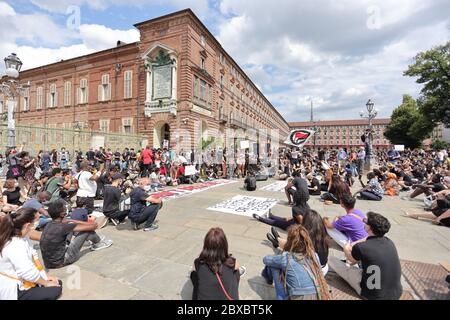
357,147,366,182
59,148,69,170
141,146,153,177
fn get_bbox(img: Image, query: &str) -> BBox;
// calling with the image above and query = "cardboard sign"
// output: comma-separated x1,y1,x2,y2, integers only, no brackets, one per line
394,145,405,151
240,140,250,150
207,195,279,217
184,165,196,176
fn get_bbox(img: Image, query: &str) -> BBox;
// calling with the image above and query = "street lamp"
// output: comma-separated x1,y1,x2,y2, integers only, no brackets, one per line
360,99,378,170
1,53,29,152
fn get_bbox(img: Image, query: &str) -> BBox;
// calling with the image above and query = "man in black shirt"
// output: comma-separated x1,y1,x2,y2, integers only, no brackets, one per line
102,174,129,225
86,148,96,166
40,200,113,269
129,178,162,232
328,212,403,300
244,172,257,191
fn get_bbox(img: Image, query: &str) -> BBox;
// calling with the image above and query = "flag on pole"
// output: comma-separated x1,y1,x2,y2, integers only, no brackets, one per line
284,129,315,147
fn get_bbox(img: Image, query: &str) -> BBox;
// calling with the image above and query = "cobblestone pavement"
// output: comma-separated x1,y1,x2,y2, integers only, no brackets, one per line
43,178,450,300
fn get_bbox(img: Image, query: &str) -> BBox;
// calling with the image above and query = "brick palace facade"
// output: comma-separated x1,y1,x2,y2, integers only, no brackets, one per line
9,9,290,153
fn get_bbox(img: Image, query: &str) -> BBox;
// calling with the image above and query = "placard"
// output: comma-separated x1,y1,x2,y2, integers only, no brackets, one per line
207,195,279,217
184,165,196,176
394,145,405,151
240,140,250,150
152,65,172,100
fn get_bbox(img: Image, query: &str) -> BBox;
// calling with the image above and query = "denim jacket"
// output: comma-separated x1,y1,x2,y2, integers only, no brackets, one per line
263,252,318,297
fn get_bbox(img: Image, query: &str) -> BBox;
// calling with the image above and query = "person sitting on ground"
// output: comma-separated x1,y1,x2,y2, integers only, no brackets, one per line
328,212,403,300
0,208,62,300
284,177,296,205
0,185,19,214
344,164,354,187
408,174,446,200
128,178,163,232
354,172,384,201
43,168,72,203
403,189,450,227
321,174,351,204
149,168,163,191
323,194,368,248
384,173,400,196
190,228,245,300
102,174,130,226
21,191,52,231
262,224,331,300
266,209,330,275
74,161,104,214
39,200,113,269
2,178,25,207
244,172,257,191
306,173,321,196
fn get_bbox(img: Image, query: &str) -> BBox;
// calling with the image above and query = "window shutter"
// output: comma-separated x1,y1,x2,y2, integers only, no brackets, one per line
98,84,102,101
107,83,111,101
47,92,50,108
54,91,58,107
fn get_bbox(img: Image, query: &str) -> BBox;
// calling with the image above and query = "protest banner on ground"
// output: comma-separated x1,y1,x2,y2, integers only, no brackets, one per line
207,195,279,217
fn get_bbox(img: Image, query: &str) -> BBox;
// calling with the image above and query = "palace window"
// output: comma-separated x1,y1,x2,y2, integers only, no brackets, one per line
22,88,30,111
64,81,72,106
122,118,132,134
200,58,205,70
98,74,111,102
48,83,57,108
124,70,133,99
36,86,43,109
99,119,109,133
78,79,88,104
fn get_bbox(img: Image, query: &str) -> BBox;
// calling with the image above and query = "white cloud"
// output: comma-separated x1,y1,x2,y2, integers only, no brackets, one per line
0,2,16,16
216,0,450,121
79,24,139,51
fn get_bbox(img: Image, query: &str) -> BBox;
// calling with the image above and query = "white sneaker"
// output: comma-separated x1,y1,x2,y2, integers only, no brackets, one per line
90,239,113,251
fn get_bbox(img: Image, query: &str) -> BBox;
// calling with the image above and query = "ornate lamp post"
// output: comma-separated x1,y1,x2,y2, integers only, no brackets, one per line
0,53,29,151
360,99,378,170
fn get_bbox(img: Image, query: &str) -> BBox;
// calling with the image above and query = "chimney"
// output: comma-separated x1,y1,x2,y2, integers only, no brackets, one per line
117,40,127,47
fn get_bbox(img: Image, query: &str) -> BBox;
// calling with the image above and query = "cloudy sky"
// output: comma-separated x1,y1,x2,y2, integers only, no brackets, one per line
1,0,449,121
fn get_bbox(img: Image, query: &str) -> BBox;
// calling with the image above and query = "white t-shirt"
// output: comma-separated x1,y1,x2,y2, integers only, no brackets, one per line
291,151,299,159
0,237,47,300
76,171,97,197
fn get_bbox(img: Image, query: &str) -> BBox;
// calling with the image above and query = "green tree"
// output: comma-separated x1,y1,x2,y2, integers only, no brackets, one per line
431,139,449,151
404,42,450,127
384,95,433,148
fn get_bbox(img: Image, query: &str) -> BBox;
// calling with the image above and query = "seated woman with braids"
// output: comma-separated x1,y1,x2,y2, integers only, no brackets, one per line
261,224,331,300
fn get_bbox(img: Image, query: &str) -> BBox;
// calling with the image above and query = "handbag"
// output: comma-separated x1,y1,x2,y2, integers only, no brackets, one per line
0,254,44,289
215,272,234,301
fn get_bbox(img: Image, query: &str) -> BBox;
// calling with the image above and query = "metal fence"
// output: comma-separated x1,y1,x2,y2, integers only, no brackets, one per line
0,123,148,155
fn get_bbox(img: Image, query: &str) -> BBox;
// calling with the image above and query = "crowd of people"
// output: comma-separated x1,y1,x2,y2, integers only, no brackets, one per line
0,143,449,300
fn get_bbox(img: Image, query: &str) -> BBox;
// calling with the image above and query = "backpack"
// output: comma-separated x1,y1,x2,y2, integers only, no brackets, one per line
6,165,22,179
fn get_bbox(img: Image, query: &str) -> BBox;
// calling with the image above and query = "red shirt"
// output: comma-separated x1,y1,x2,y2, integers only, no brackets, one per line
142,149,153,165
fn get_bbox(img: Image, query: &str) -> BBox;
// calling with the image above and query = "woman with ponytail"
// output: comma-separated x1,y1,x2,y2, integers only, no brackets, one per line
0,208,62,300
262,224,332,300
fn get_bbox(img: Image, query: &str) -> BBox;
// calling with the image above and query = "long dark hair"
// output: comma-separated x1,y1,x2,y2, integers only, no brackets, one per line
302,209,329,257
330,175,351,201
198,228,235,274
0,208,37,255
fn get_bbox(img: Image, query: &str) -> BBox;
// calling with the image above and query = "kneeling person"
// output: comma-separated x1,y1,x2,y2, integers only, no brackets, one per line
129,178,163,232
40,200,113,269
102,174,129,226
244,172,257,191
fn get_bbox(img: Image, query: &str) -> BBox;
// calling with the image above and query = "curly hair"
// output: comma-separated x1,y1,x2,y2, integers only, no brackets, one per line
366,212,391,236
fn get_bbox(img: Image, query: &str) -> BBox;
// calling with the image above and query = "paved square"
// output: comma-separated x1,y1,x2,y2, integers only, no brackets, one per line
44,178,449,300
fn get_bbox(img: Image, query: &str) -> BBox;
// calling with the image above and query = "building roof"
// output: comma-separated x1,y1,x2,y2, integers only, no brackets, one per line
20,42,139,75
289,118,391,128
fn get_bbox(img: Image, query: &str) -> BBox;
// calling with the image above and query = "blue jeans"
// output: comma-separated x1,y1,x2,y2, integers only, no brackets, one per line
38,216,52,229
60,160,68,169
262,266,288,300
